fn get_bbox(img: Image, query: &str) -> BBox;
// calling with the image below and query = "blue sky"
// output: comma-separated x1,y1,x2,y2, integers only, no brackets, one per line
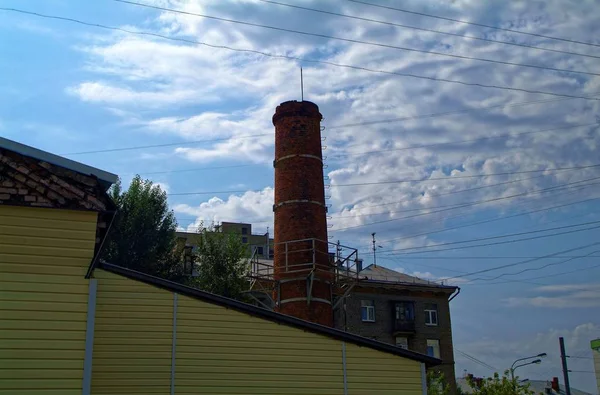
1,0,599,391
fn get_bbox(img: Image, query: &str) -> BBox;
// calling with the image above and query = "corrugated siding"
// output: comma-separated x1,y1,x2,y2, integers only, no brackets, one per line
0,206,97,395
91,270,174,395
175,295,344,395
345,342,423,395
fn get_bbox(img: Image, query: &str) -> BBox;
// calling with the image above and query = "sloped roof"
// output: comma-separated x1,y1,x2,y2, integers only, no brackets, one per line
0,137,117,191
97,261,441,366
360,264,457,290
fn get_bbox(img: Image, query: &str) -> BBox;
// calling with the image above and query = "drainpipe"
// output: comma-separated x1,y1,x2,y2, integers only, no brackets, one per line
448,287,461,302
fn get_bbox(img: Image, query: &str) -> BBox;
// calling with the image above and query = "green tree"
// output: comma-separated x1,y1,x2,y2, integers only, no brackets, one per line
467,371,535,395
427,371,452,395
100,176,185,281
188,223,251,300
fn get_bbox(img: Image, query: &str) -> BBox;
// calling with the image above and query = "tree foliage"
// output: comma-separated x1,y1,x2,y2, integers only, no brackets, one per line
100,176,185,281
427,371,453,395
466,371,535,395
188,223,250,300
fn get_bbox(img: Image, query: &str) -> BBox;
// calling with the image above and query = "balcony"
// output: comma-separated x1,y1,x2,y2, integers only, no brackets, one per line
393,320,416,333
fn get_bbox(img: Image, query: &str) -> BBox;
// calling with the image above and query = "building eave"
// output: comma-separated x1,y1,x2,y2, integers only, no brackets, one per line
97,261,442,367
0,136,118,191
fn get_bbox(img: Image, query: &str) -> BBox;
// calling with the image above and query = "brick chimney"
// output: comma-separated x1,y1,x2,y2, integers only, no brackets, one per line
272,100,332,326
551,377,560,392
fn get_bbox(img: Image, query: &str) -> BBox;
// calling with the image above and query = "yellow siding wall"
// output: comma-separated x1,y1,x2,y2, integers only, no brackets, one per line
345,342,423,395
0,206,97,395
91,270,174,395
91,269,427,395
175,295,344,395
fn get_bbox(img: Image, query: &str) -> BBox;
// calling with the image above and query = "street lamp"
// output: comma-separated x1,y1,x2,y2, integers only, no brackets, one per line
510,354,546,382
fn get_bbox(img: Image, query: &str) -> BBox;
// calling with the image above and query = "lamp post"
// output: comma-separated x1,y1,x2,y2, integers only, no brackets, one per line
510,354,545,391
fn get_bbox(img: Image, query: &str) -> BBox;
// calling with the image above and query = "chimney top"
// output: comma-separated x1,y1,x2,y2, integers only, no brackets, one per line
272,100,322,124
551,377,560,392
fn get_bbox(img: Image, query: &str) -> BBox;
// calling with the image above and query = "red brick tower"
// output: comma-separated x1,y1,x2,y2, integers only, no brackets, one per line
272,100,332,326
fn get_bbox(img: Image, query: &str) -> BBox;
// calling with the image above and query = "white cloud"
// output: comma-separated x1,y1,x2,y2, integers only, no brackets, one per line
506,283,600,308
67,82,200,106
70,0,600,265
173,187,274,232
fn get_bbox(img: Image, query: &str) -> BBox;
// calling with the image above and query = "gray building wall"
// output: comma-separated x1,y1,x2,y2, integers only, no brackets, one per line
334,288,457,391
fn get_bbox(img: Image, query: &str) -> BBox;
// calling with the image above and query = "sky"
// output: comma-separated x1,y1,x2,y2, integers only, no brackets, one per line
1,0,599,391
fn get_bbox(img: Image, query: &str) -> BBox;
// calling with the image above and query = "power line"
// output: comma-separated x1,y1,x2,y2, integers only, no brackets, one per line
386,225,600,256
121,164,262,177
330,122,599,158
334,175,600,231
464,263,600,286
257,0,600,60
61,134,271,156
455,349,499,372
440,240,600,281
376,195,600,245
568,371,595,374
378,255,600,260
4,8,598,101
472,248,600,282
383,220,600,254
347,0,600,49
332,164,600,188
112,0,600,78
166,165,600,196
327,95,600,130
113,0,600,78
334,174,600,219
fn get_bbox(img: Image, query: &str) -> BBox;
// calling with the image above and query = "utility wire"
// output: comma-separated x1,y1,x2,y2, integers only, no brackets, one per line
330,122,599,158
4,8,598,102
121,164,261,177
334,174,600,219
332,164,600,188
472,248,600,282
377,195,600,244
347,0,600,49
440,240,600,281
167,165,600,196
334,175,600,231
467,263,600,286
379,255,600,260
328,94,600,130
61,134,271,156
112,0,600,78
384,220,600,254
391,226,600,256
257,0,600,60
455,349,499,372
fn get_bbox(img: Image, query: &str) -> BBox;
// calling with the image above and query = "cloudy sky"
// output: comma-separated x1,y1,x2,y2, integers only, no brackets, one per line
1,0,599,391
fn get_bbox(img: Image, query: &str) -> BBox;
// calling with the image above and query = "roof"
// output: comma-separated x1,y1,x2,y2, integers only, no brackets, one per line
359,264,457,291
456,378,592,395
0,137,118,191
97,261,441,366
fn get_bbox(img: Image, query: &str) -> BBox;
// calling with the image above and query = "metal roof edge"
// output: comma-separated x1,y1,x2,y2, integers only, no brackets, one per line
0,137,118,187
97,261,441,366
358,278,458,291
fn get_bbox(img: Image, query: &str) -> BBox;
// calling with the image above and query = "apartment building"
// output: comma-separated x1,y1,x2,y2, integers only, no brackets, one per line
334,264,460,390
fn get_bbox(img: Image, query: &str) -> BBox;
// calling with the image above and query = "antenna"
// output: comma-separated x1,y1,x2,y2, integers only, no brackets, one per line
371,232,377,268
300,67,304,101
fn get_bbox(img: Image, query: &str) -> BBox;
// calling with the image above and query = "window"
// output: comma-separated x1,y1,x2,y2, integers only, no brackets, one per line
395,337,408,350
361,300,375,322
256,246,264,255
242,237,248,244
395,302,415,321
427,339,440,359
241,227,248,235
425,303,438,326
